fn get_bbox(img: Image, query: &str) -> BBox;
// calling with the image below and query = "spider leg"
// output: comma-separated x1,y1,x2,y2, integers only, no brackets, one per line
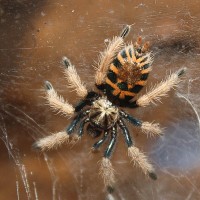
120,110,162,137
32,131,70,152
127,67,186,108
99,126,117,192
62,56,88,98
118,119,157,180
77,117,90,138
120,24,132,39
70,117,90,144
118,119,133,147
95,25,131,88
66,109,90,134
74,91,99,112
91,131,109,152
104,127,117,158
33,110,90,151
44,81,75,116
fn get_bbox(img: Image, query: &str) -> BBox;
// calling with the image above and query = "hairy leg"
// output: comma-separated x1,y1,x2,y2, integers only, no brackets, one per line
32,131,70,151
127,146,157,180
44,81,75,116
99,126,117,192
33,110,90,151
62,56,88,98
120,110,162,137
95,25,131,87
91,131,109,151
128,67,186,108
118,119,157,180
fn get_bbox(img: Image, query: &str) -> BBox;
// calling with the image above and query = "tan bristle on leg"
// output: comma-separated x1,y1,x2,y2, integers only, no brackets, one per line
33,131,69,151
137,69,184,107
63,57,88,98
141,122,163,137
45,84,74,116
99,157,115,188
95,36,124,85
142,41,150,52
134,36,142,48
128,146,155,177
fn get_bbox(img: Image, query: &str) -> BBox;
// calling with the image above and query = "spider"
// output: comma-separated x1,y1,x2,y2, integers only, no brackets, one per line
33,25,186,192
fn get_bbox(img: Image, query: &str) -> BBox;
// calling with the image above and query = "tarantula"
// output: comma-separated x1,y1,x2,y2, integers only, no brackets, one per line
33,25,186,191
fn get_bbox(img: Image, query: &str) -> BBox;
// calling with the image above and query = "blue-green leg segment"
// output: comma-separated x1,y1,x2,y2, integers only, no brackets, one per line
78,118,90,137
118,118,157,181
92,131,109,151
104,126,117,158
118,119,133,147
66,110,90,134
120,110,142,127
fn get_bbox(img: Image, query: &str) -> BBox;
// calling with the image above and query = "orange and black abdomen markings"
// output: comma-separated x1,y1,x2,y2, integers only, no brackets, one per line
105,46,151,104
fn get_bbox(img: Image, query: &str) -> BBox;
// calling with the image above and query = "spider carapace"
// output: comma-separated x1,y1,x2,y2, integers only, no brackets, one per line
33,25,186,192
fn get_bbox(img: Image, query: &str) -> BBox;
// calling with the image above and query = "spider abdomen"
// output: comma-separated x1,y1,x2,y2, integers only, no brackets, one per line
89,98,119,130
105,45,152,105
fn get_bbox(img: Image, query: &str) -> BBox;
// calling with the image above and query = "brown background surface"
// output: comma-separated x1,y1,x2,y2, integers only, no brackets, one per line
0,0,200,199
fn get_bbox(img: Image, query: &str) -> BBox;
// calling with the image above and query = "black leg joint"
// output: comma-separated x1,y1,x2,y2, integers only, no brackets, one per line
95,83,106,91
86,91,99,99
75,100,89,112
126,100,139,108
75,91,99,112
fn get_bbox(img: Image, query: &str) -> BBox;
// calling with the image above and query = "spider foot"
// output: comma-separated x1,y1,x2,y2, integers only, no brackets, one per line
107,185,115,194
44,80,53,90
149,171,157,180
177,67,187,77
62,56,72,68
